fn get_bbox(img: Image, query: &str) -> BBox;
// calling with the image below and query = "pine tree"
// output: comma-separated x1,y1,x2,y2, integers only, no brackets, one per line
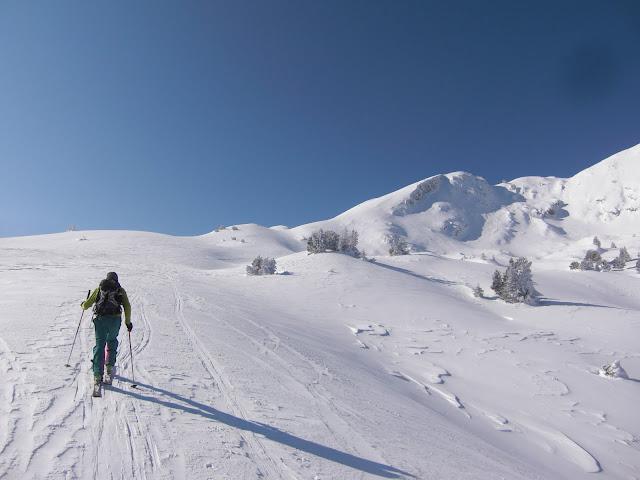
619,246,632,263
388,235,410,256
473,285,484,298
593,236,601,248
491,270,504,296
569,261,580,270
338,229,360,257
500,257,539,305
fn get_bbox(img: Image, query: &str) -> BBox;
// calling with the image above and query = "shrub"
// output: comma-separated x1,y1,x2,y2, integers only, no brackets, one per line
569,261,580,270
578,250,607,271
307,229,360,257
492,257,539,305
338,229,360,256
388,235,410,256
246,256,277,275
473,285,484,298
307,229,339,254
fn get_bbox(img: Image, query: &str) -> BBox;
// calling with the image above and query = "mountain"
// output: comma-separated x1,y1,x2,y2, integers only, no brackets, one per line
0,144,639,479
284,143,640,258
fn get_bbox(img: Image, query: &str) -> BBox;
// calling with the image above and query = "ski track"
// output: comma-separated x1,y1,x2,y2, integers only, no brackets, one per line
168,273,291,480
0,276,169,480
166,269,398,479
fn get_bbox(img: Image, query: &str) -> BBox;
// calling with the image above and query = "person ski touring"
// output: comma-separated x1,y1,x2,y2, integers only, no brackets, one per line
81,272,132,394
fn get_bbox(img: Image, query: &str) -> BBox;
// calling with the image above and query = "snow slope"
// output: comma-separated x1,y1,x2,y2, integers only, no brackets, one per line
287,143,640,258
1,144,639,479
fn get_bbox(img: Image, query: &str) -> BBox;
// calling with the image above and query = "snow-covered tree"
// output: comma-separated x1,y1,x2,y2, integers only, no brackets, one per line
491,270,505,296
307,229,360,257
306,229,339,254
579,259,594,271
338,229,360,257
569,261,580,270
388,235,410,256
246,256,277,275
473,285,484,298
610,242,617,249
495,257,539,305
593,236,601,248
619,246,632,263
579,250,606,271
601,261,611,272
610,247,631,270
585,250,602,263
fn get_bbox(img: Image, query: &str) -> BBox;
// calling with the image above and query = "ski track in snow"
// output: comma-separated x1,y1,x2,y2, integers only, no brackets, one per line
166,271,402,479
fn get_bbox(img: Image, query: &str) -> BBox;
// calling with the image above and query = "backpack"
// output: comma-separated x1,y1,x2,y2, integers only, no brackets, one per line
94,278,124,316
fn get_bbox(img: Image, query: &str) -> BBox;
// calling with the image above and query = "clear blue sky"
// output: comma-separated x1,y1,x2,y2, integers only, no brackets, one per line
1,1,639,237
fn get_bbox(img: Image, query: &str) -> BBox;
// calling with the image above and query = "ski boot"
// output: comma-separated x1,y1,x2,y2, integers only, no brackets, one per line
92,375,102,398
104,365,116,385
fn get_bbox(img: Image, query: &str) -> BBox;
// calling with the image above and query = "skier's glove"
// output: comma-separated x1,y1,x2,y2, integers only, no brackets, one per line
126,323,133,332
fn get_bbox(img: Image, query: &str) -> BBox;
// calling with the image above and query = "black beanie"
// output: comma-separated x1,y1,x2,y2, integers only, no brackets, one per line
106,272,118,282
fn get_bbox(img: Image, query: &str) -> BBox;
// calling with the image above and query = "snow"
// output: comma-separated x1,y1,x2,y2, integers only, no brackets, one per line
1,144,640,479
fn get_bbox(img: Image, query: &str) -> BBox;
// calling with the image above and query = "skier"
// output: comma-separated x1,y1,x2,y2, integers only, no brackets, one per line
81,272,132,391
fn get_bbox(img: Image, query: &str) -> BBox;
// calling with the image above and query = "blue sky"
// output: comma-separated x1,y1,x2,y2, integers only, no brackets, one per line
1,1,639,237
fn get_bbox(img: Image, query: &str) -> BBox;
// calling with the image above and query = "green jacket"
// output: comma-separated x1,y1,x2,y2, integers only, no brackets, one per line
82,286,132,325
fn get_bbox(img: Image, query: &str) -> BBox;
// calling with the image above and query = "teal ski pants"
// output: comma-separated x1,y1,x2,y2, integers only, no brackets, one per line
92,315,122,377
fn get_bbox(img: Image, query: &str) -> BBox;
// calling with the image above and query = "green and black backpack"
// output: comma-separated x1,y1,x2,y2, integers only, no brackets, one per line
94,278,124,316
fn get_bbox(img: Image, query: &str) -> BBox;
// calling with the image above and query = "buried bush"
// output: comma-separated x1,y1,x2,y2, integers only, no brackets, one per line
246,256,277,275
306,229,360,257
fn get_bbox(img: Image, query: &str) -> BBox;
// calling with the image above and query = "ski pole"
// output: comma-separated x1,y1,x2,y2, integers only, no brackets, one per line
128,331,138,388
65,290,91,367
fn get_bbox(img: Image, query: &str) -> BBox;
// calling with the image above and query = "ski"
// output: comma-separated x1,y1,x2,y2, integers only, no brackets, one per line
92,381,102,398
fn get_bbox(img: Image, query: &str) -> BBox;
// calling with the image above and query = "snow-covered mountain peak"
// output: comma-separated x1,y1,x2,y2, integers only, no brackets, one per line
572,142,640,182
562,143,640,229
391,171,521,217
294,143,640,256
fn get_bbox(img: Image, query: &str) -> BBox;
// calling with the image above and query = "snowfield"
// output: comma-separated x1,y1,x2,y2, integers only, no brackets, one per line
1,144,640,479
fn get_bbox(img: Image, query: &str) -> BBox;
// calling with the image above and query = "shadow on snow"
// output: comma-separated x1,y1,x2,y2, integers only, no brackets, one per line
537,298,620,309
110,377,414,479
372,261,457,286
